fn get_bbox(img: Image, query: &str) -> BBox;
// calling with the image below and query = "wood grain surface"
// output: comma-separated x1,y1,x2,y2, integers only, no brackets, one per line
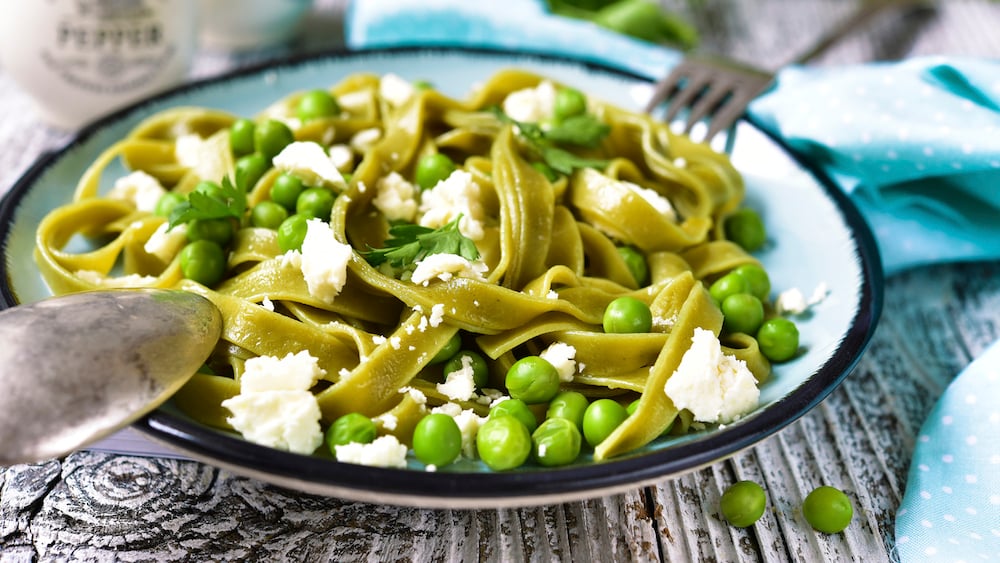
2,1,999,561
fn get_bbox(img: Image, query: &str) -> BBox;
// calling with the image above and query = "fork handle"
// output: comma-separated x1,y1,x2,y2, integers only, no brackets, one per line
787,0,936,66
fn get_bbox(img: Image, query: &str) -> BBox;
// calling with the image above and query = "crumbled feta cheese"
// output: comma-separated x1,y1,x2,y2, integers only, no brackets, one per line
334,435,408,468
328,144,354,172
433,403,486,459
539,342,577,383
428,304,445,327
502,80,557,123
379,73,415,106
399,386,428,404
775,282,829,316
410,253,488,286
174,134,206,169
143,222,187,262
375,413,398,431
295,219,353,303
222,390,323,455
336,90,372,115
418,169,486,240
437,354,478,401
239,350,326,393
261,297,275,312
373,172,418,222
350,128,382,154
272,141,346,190
108,170,167,212
663,328,759,424
220,350,327,455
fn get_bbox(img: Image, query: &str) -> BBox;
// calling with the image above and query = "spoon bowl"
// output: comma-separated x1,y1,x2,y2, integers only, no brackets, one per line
0,288,222,465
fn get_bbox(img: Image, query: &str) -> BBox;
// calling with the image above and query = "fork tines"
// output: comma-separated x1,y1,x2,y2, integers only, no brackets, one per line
645,54,774,142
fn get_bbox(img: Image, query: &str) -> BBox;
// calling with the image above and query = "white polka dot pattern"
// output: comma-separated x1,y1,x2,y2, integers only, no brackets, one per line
894,340,1000,562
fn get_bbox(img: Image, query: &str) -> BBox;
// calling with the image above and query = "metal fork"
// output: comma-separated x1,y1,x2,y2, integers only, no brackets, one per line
645,0,932,141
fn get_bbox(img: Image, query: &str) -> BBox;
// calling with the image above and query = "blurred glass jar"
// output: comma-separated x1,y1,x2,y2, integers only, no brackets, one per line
0,0,197,130
198,0,313,52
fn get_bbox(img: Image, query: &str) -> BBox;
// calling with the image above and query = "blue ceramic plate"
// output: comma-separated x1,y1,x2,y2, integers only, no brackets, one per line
0,48,883,508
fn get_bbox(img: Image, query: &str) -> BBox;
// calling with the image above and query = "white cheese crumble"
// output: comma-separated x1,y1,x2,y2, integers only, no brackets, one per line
775,282,830,316
261,296,275,312
432,403,486,459
418,170,487,241
410,253,488,286
328,144,354,172
437,354,478,402
107,170,166,212
373,171,419,222
221,351,327,455
334,435,408,468
502,80,557,123
539,342,577,383
350,128,382,154
143,222,187,262
379,73,415,106
663,328,760,424
399,386,428,405
272,141,347,190
294,219,353,304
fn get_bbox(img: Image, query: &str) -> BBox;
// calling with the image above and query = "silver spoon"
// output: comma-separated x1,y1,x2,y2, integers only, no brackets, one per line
0,288,222,465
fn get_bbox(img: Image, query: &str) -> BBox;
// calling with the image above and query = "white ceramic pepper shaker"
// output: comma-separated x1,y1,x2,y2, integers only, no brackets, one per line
0,0,198,130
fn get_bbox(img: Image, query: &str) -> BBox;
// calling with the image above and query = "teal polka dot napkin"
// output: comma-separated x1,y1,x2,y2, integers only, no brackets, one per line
345,3,1000,559
894,340,1000,562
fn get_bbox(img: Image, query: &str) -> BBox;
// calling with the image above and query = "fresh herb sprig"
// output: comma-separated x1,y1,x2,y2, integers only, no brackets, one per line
168,173,248,230
493,108,610,175
362,216,480,269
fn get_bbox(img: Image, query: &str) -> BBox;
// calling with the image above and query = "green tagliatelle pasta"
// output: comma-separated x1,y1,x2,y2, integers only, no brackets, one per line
34,68,776,467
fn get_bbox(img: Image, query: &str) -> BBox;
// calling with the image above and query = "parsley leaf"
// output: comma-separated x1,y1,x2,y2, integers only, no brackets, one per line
492,107,609,174
168,175,248,230
362,216,480,269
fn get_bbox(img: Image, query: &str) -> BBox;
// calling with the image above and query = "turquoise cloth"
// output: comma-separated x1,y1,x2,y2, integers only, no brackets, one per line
345,2,1000,559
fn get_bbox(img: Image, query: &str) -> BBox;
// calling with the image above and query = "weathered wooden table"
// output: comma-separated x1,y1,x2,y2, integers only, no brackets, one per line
2,1,998,560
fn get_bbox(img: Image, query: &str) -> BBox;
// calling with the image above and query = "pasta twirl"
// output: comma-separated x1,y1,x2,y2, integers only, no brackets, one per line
34,69,782,469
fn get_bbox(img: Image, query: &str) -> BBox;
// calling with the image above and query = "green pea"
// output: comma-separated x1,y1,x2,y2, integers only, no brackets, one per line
414,153,456,190
545,391,589,430
475,415,532,471
582,398,629,447
295,187,335,220
296,89,341,122
179,240,227,286
154,192,186,218
532,417,582,467
732,264,770,300
325,412,376,452
270,173,304,210
709,272,751,304
193,180,224,200
443,350,490,389
505,356,561,404
429,332,462,365
725,208,767,252
602,296,653,334
254,119,295,161
412,79,434,90
720,480,767,528
229,118,256,157
553,87,587,121
235,153,269,191
186,218,234,246
721,293,765,335
616,246,649,286
802,486,853,533
250,201,289,229
276,214,309,252
412,413,462,467
756,317,800,362
489,399,538,433
531,161,559,182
